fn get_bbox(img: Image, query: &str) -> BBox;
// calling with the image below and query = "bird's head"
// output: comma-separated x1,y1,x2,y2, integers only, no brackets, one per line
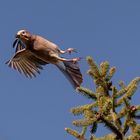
13,30,33,51
15,30,32,42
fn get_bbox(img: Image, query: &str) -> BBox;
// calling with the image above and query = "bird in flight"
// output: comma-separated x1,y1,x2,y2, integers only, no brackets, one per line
6,30,83,89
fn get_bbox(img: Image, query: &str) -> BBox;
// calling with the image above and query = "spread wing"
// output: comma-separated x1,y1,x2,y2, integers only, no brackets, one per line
6,49,47,78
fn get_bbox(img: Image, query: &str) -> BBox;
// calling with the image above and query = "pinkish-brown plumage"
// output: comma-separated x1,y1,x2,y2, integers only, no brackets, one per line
6,30,83,89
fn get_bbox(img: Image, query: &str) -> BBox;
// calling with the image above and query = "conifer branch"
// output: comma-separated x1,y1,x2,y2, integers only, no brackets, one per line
77,87,97,100
119,80,126,89
65,128,81,138
89,135,95,140
90,122,97,134
106,66,116,81
65,128,87,140
100,61,110,77
87,56,101,79
71,103,97,116
65,56,140,139
101,116,123,139
81,127,87,136
72,118,95,127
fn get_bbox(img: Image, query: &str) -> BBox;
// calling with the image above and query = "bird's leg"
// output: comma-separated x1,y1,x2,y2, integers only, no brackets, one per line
60,57,81,63
50,54,81,63
59,48,77,54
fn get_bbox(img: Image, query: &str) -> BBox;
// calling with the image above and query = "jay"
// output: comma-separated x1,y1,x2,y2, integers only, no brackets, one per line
6,30,83,89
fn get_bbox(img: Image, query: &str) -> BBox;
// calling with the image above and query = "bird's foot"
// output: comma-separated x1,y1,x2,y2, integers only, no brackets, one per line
66,48,77,54
72,57,81,63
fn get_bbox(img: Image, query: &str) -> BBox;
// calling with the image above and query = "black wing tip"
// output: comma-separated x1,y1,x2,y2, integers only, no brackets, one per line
5,60,11,65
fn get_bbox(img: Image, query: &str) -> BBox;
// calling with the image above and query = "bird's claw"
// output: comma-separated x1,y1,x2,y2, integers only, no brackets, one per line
67,48,77,54
72,57,81,63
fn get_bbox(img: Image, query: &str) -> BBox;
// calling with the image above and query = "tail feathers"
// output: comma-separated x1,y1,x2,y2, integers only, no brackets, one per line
56,61,83,89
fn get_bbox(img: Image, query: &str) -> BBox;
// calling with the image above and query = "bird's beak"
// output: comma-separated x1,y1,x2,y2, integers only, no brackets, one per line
13,33,20,48
15,34,20,39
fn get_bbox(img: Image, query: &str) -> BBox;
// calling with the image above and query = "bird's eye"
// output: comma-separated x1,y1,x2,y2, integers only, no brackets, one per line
22,31,26,35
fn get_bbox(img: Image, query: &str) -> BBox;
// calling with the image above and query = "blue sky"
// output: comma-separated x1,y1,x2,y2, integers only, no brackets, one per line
0,0,140,139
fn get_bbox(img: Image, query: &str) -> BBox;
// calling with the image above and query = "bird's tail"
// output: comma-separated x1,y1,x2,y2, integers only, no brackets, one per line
56,61,83,89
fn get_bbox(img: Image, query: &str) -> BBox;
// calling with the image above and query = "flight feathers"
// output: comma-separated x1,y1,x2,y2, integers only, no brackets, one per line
56,61,83,89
